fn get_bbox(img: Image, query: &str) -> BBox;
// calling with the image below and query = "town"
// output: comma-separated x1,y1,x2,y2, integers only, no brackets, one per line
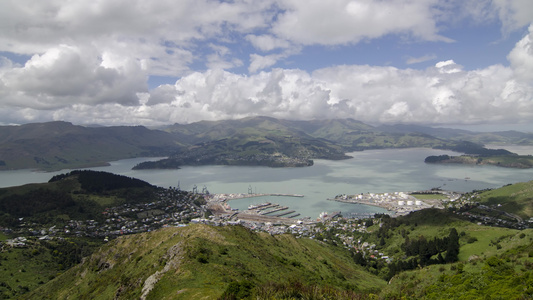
4,187,204,247
3,185,530,251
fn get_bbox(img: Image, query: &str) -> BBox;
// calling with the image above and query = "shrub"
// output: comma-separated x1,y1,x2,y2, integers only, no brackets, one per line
467,236,478,244
220,280,255,300
196,253,209,264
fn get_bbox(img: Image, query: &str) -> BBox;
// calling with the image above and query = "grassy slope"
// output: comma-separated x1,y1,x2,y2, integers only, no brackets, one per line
398,210,527,261
9,207,533,299
476,180,533,219
0,237,103,299
0,173,157,226
0,122,181,171
27,224,385,299
347,208,533,299
380,229,533,299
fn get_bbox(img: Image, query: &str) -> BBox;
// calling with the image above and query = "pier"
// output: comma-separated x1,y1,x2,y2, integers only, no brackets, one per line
275,210,295,217
261,206,288,215
207,192,309,224
257,203,279,212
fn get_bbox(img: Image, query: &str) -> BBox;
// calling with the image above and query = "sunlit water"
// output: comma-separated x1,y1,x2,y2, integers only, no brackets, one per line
1,148,533,218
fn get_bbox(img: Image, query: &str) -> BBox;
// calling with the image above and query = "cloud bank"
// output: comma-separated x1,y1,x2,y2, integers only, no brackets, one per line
0,0,532,127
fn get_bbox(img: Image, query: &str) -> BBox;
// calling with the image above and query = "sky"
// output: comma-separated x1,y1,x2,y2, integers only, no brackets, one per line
0,0,533,131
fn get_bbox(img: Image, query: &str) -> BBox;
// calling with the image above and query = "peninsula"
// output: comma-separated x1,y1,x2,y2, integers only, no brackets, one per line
329,191,456,216
424,154,533,169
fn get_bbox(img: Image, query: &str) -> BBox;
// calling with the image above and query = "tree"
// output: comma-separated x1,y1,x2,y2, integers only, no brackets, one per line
445,228,459,263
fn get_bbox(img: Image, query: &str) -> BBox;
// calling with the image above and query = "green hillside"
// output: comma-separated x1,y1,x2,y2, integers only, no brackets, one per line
0,170,157,227
143,116,351,168
0,122,182,171
166,116,452,151
381,228,533,299
20,210,533,300
0,171,203,298
2,117,531,170
27,224,385,299
149,116,453,168
475,181,533,219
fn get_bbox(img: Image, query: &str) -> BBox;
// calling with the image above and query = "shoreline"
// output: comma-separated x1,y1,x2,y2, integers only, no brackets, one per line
328,191,456,216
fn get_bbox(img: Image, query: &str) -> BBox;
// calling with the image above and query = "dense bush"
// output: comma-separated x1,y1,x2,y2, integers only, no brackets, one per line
0,189,74,218
49,170,152,192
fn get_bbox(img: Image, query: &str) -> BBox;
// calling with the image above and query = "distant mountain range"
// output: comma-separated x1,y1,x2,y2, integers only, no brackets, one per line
1,117,532,171
0,121,183,171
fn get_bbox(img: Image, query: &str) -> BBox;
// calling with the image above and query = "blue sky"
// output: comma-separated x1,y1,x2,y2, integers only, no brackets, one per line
0,0,532,131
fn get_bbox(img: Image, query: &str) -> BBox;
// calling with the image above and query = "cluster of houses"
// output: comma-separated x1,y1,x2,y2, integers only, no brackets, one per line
312,218,392,262
3,185,528,252
191,214,315,236
1,187,205,247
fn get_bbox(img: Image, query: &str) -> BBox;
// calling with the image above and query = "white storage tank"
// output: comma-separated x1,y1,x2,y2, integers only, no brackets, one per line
407,200,414,206
398,200,405,206
415,200,422,206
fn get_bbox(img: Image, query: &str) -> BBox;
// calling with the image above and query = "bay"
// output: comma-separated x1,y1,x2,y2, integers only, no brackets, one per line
1,148,533,218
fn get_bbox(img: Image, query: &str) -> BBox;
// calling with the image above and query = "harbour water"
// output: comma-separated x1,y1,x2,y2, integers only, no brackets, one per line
1,148,533,218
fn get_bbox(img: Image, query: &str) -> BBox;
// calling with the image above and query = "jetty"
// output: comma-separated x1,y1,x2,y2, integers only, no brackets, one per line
207,192,309,224
257,203,279,212
275,210,296,217
261,206,288,215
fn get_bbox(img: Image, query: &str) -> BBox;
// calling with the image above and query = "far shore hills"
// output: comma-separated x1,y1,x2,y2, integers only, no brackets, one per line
1,116,532,171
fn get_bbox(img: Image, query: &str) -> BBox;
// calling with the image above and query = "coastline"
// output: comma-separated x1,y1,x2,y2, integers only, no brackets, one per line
328,191,456,216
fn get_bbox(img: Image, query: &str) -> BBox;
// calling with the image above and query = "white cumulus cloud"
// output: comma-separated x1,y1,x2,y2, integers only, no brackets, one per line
0,0,532,127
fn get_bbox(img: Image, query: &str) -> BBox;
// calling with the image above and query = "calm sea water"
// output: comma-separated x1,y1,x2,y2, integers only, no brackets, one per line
1,148,533,218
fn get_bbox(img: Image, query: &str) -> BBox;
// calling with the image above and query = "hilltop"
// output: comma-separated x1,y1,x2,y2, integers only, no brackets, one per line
27,224,385,299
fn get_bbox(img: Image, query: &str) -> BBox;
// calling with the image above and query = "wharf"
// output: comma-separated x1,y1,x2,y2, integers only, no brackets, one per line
287,213,300,218
257,204,279,212
261,206,288,215
275,210,295,217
